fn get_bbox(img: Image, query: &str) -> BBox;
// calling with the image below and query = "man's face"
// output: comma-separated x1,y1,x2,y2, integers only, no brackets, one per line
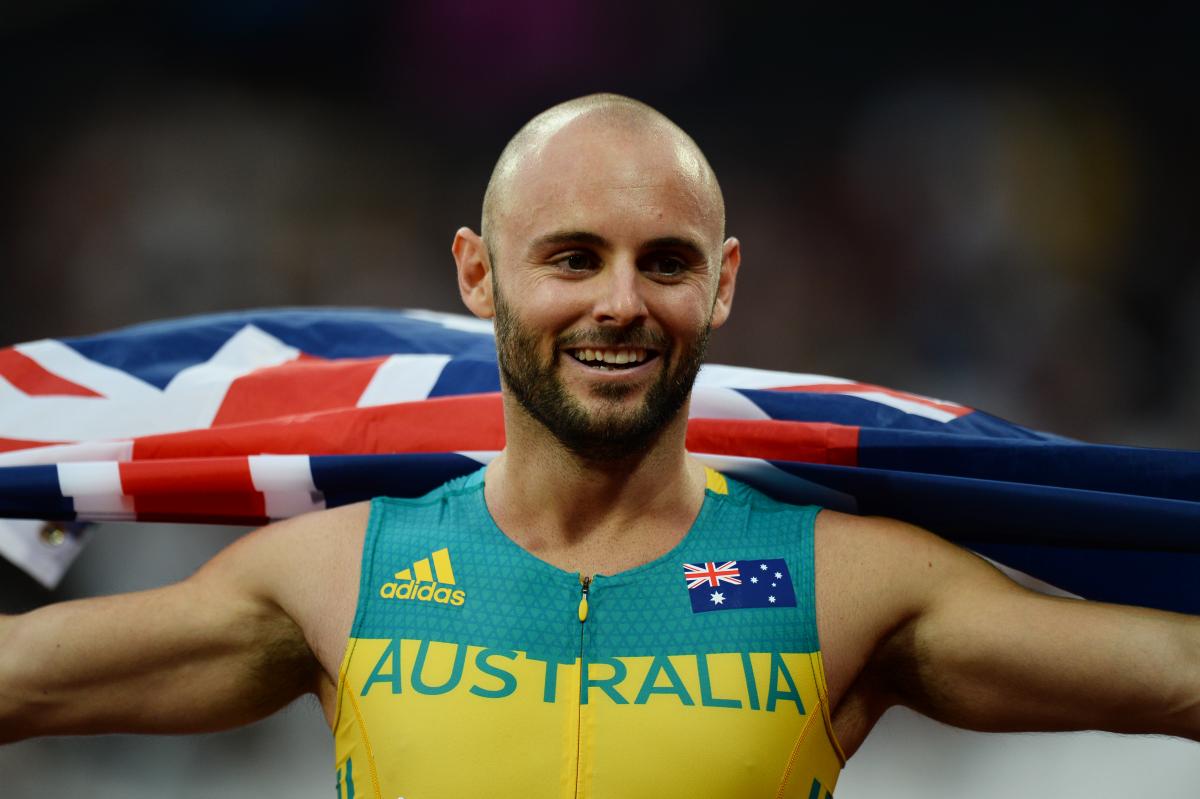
492,275,710,460
485,120,733,460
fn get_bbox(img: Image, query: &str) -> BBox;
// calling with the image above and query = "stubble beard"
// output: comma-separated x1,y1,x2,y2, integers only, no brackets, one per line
493,287,710,462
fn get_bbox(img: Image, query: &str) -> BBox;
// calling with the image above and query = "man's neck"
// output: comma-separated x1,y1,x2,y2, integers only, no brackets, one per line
483,404,708,576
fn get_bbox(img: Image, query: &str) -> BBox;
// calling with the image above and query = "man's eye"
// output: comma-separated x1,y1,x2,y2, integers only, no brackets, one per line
558,253,593,272
646,257,686,276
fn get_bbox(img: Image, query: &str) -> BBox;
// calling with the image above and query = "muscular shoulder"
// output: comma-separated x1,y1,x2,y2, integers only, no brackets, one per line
813,512,931,699
815,511,963,616
815,509,1015,615
195,502,372,594
813,510,1019,752
195,501,374,685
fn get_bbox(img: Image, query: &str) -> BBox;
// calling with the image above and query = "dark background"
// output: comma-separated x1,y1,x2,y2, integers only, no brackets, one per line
2,2,1196,448
1,4,1198,795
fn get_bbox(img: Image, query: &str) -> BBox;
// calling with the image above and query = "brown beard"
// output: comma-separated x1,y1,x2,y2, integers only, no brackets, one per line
492,285,710,462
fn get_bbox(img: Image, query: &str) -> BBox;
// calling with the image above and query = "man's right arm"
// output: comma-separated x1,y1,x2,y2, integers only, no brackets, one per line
0,516,327,744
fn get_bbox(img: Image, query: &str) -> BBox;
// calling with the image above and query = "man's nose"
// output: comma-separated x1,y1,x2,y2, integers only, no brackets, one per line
591,259,647,326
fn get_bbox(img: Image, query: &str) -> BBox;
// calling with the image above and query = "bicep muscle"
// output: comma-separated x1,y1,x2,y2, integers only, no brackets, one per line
0,529,318,742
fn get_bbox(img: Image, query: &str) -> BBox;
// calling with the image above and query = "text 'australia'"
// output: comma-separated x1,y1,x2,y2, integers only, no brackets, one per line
358,639,809,714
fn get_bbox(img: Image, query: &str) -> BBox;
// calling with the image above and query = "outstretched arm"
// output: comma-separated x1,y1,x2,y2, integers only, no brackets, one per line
820,513,1200,752
0,514,334,744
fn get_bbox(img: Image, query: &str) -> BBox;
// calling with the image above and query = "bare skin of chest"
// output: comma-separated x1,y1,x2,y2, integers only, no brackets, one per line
507,522,688,577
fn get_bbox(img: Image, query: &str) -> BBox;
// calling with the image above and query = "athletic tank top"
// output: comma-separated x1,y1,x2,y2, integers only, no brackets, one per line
332,467,845,798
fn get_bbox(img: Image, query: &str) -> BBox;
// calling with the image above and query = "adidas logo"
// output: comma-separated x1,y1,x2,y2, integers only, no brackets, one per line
379,547,466,606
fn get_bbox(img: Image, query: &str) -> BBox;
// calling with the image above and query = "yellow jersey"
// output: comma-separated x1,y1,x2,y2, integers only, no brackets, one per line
333,468,844,798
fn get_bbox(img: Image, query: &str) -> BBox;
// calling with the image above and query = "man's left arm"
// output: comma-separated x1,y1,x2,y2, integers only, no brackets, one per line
846,517,1200,741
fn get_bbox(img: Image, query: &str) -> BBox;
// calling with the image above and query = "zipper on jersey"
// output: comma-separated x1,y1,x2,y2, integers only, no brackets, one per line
573,574,591,798
578,574,591,622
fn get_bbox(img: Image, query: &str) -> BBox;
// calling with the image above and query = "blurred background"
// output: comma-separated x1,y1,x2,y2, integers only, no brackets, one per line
1,2,1197,797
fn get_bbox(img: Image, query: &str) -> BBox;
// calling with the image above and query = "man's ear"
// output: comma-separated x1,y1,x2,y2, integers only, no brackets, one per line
709,237,741,329
452,227,494,319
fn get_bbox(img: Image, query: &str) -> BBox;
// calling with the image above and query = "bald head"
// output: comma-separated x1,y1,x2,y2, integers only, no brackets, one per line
481,94,725,256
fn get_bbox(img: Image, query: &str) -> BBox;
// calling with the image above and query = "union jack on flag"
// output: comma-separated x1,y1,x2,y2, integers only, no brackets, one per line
684,561,743,589
0,307,1197,616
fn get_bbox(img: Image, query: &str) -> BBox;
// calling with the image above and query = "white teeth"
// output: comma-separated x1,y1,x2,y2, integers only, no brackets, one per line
571,348,650,364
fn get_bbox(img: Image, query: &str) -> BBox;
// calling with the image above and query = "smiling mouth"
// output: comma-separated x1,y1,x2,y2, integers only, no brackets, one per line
566,347,660,371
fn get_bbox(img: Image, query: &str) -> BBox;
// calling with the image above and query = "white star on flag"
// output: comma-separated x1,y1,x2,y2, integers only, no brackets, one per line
768,596,776,603
759,564,768,571
774,571,783,579
750,576,758,583
771,582,777,587
710,591,725,605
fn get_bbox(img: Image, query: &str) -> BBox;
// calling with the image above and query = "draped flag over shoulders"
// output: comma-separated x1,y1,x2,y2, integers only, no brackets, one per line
1,308,1197,613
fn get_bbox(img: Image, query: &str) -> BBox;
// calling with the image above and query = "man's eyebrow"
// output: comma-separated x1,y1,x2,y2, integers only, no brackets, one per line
643,237,706,259
526,232,707,260
528,230,610,251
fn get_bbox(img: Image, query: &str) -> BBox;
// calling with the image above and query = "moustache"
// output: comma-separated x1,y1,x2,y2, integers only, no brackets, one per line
555,328,670,352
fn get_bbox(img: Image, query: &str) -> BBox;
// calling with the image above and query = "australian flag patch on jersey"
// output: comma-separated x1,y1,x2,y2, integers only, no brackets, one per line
682,558,797,613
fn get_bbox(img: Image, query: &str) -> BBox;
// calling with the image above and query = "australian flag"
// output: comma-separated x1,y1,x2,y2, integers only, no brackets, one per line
685,559,798,613
0,307,1197,615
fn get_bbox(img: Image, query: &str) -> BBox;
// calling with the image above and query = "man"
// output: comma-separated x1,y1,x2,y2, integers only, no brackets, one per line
0,94,1197,797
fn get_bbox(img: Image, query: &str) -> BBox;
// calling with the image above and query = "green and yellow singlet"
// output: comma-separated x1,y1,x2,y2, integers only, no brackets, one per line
332,467,845,798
